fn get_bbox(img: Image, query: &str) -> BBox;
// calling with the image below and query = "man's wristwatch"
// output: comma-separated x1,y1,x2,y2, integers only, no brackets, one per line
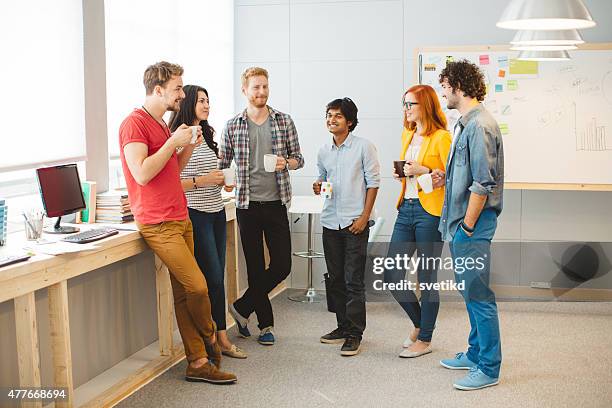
461,221,474,233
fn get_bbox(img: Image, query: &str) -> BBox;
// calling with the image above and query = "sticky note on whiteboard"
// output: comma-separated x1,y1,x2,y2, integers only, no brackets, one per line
424,64,436,71
498,56,509,68
507,80,518,90
498,69,506,78
499,123,509,135
495,84,504,92
510,59,539,75
479,55,490,65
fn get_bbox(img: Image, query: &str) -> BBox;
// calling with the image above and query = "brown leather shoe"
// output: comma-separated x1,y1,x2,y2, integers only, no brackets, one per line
185,362,237,384
205,341,222,368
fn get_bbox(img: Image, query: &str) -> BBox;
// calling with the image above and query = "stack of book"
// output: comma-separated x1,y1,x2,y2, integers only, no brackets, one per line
95,191,133,224
0,199,6,245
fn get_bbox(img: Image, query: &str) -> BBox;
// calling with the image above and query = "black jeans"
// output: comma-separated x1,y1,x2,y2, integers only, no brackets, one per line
235,201,292,329
322,225,369,339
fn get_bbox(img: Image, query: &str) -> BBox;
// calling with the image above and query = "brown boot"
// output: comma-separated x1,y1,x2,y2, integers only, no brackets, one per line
205,341,222,368
185,362,237,384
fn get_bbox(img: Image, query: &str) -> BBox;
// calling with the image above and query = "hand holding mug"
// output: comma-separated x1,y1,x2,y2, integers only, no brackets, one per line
431,169,446,189
313,180,322,195
275,156,288,171
392,167,401,181
205,169,225,186
171,124,194,148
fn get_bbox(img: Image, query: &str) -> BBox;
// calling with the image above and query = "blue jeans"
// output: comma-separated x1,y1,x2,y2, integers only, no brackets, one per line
385,199,442,342
189,208,227,330
450,208,501,378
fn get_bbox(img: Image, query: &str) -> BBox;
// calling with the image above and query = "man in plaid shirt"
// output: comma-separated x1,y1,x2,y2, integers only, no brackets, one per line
220,67,304,346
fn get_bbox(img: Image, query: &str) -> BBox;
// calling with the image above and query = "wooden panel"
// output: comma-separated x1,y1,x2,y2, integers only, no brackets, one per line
14,292,42,408
225,219,239,306
48,280,74,408
155,255,173,356
80,346,185,408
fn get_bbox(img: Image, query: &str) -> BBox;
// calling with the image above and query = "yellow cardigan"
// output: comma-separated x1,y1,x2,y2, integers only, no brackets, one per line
396,127,452,217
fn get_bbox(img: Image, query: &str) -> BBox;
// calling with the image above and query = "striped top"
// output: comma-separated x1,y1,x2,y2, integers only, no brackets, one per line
180,143,224,213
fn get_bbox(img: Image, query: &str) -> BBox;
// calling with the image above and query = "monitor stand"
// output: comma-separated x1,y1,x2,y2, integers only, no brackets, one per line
44,216,80,234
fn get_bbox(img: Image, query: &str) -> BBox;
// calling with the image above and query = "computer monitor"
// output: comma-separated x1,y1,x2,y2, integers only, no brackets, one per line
36,164,85,234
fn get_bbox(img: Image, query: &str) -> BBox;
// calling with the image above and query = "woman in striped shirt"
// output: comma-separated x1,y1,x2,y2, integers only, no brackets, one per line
170,85,246,359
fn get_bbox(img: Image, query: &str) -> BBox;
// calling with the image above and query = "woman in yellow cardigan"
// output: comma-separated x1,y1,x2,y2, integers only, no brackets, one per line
387,84,451,358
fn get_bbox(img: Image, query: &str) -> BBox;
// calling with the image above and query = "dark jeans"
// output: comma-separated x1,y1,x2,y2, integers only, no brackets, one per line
322,225,369,339
189,207,227,330
235,201,292,329
385,198,442,342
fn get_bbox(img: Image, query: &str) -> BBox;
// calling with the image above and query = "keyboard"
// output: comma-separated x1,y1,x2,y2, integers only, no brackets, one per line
0,253,32,268
61,227,119,244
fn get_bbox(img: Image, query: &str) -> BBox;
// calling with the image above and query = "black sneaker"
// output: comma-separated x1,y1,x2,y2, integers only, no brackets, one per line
320,328,346,344
340,336,361,356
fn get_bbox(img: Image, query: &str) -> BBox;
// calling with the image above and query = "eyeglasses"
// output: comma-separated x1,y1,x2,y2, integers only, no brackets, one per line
403,100,419,109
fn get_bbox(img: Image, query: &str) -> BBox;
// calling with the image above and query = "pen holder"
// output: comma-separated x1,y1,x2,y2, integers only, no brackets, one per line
24,215,44,241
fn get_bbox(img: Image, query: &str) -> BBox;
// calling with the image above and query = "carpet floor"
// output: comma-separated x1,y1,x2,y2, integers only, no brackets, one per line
118,292,612,408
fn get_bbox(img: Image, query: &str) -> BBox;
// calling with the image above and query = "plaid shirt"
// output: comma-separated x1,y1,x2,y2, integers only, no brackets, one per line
219,106,305,209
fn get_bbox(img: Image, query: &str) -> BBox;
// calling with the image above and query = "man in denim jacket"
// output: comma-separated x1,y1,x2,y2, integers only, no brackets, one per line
436,60,504,391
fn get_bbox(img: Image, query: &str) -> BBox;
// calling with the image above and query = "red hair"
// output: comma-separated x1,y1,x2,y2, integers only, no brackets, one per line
403,85,447,136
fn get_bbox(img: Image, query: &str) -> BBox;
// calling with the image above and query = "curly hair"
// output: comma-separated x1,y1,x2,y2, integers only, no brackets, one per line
439,59,487,102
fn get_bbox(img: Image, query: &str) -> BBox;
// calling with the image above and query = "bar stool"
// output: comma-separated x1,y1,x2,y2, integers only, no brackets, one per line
287,195,325,303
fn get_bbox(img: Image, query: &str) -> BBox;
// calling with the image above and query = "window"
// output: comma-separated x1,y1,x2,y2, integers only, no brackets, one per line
105,0,234,169
0,0,85,172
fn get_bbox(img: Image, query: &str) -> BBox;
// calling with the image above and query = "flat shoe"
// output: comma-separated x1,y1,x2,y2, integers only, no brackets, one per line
221,344,248,359
399,346,432,358
402,337,414,348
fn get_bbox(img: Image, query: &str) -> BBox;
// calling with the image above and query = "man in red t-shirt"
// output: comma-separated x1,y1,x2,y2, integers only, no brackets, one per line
119,61,236,384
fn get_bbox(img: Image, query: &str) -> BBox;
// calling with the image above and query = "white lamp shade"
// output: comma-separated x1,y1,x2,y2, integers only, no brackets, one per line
517,50,572,61
510,29,585,45
497,0,596,30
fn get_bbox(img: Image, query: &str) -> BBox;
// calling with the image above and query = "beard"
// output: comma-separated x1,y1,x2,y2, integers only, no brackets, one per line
166,98,182,112
250,96,268,108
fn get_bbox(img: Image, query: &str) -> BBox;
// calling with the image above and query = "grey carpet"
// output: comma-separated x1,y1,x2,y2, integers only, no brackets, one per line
118,293,612,408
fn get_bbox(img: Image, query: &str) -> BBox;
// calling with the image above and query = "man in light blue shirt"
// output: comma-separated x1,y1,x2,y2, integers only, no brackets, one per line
313,97,380,356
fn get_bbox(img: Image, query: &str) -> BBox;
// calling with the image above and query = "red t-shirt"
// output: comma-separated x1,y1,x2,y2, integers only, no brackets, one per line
119,108,187,224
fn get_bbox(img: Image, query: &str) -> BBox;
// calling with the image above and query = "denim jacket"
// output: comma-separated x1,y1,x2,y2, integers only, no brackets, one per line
439,104,504,242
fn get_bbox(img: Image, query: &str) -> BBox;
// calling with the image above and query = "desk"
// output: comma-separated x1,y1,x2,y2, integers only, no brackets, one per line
0,201,239,408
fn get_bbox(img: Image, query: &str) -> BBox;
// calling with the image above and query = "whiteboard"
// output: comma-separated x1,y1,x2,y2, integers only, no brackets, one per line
417,45,612,189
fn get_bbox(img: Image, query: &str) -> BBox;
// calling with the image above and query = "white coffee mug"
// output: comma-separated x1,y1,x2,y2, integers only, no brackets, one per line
417,173,434,194
190,126,198,144
321,181,333,199
222,168,236,186
264,154,277,172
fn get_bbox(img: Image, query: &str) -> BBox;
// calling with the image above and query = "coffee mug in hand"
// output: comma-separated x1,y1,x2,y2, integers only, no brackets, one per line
190,126,198,144
321,182,333,199
417,173,434,193
264,154,277,172
393,160,406,178
222,168,236,186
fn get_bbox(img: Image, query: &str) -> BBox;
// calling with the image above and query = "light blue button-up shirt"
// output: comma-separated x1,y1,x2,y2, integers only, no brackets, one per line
317,133,381,230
